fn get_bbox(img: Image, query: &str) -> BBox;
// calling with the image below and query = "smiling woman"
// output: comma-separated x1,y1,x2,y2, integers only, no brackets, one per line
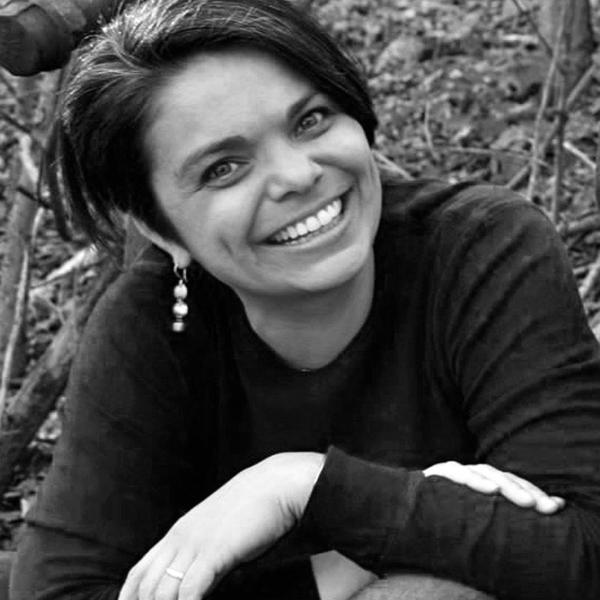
9,1,600,600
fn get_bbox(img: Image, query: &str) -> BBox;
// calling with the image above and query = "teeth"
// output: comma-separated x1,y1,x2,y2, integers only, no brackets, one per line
270,198,343,244
317,209,332,226
306,216,320,232
296,222,308,236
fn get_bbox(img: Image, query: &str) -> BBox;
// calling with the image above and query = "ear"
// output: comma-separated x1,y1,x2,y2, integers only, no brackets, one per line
133,219,192,268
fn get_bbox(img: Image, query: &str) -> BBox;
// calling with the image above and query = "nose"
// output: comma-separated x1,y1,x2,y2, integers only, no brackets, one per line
264,140,323,201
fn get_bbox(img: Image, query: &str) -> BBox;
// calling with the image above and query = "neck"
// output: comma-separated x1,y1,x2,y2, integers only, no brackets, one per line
239,253,375,371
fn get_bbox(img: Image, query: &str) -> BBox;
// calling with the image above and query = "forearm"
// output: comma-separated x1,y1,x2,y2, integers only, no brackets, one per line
300,447,600,600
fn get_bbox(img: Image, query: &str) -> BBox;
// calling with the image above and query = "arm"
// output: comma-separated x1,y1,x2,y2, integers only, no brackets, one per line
298,188,600,599
10,263,320,600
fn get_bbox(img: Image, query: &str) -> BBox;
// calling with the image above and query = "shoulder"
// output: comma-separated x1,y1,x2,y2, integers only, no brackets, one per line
85,245,173,343
380,178,556,251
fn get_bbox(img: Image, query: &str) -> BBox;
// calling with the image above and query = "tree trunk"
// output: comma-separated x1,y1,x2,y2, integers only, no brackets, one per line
539,0,595,92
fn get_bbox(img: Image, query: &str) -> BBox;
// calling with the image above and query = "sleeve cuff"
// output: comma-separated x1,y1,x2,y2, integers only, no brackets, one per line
299,446,425,570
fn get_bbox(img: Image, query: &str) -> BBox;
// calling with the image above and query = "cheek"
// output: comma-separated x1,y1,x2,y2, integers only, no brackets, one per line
328,120,374,173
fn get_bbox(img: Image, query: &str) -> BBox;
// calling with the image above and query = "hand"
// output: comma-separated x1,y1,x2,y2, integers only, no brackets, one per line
423,461,565,514
311,551,377,600
118,452,324,600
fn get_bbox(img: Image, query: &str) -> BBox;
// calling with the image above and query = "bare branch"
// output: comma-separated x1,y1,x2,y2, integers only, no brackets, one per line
0,208,44,418
373,150,413,180
580,248,600,300
507,64,595,190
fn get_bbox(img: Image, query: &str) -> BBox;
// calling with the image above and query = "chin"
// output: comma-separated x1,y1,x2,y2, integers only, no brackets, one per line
285,245,373,295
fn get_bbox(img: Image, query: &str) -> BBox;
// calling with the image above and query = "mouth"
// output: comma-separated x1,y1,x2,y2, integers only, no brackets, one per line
266,195,346,246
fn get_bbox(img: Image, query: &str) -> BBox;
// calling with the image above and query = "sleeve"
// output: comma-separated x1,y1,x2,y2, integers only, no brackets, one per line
299,187,600,599
10,270,319,600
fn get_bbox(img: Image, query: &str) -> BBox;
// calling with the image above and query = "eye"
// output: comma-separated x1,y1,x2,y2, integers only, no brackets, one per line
203,160,243,185
295,108,330,136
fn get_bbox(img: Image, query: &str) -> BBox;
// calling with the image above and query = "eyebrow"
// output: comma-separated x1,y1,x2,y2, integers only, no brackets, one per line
174,92,319,184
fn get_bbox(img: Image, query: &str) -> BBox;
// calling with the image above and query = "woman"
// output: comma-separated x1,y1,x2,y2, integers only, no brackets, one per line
10,0,600,598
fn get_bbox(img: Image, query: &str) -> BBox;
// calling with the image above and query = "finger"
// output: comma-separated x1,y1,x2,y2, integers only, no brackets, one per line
137,547,179,600
470,464,535,508
504,472,565,514
118,543,164,600
423,461,470,483
424,462,499,494
178,554,220,600
459,465,501,494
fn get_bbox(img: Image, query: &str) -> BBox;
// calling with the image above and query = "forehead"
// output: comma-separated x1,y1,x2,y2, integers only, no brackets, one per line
148,48,314,136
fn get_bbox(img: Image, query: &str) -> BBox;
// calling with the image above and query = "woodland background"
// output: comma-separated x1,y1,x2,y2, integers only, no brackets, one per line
0,0,600,563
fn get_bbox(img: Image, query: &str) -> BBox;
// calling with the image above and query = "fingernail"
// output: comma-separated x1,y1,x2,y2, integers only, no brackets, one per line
537,496,565,513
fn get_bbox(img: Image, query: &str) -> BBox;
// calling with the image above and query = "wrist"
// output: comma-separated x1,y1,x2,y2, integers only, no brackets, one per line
265,451,325,520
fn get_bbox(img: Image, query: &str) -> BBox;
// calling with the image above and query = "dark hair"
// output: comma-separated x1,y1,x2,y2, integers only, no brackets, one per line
50,0,378,249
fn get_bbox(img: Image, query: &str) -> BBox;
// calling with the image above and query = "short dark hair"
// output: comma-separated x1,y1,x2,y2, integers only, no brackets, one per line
50,0,378,249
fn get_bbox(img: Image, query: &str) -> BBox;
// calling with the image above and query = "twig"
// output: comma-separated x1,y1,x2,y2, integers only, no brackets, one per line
373,150,413,180
0,207,44,419
526,1,566,203
526,20,562,202
509,0,555,61
551,5,569,224
596,127,600,212
579,248,600,300
552,86,567,223
0,70,19,100
32,246,100,289
0,110,44,151
0,110,31,135
16,185,50,208
423,102,439,163
508,64,595,190
564,141,596,171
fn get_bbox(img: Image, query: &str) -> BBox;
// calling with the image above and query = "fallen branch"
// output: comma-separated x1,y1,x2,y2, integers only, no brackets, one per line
0,260,119,496
579,248,600,300
32,245,99,289
558,213,600,237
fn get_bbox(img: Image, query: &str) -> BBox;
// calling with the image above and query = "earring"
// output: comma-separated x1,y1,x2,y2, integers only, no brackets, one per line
172,265,188,333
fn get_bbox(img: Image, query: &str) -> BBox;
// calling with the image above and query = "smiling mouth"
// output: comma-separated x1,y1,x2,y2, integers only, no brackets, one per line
267,197,345,245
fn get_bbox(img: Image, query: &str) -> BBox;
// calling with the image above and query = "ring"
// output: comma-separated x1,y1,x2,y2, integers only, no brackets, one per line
165,567,185,580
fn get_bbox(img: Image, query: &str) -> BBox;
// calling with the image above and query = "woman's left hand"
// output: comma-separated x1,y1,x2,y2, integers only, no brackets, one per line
423,461,565,514
117,452,324,600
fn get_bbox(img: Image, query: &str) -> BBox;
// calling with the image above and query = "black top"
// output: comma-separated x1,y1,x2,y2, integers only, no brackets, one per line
10,179,600,599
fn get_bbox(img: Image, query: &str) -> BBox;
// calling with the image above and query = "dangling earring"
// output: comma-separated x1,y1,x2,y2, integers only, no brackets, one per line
172,265,188,332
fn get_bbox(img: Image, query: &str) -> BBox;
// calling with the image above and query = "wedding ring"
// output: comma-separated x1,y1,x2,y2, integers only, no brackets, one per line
165,567,185,580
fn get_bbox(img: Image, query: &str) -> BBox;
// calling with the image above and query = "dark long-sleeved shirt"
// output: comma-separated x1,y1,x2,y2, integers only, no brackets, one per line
10,179,600,599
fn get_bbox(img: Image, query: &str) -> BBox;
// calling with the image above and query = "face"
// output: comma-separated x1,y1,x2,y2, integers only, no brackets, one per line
145,48,381,302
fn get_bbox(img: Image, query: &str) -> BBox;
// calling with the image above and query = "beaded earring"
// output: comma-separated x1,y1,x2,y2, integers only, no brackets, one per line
172,265,188,332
